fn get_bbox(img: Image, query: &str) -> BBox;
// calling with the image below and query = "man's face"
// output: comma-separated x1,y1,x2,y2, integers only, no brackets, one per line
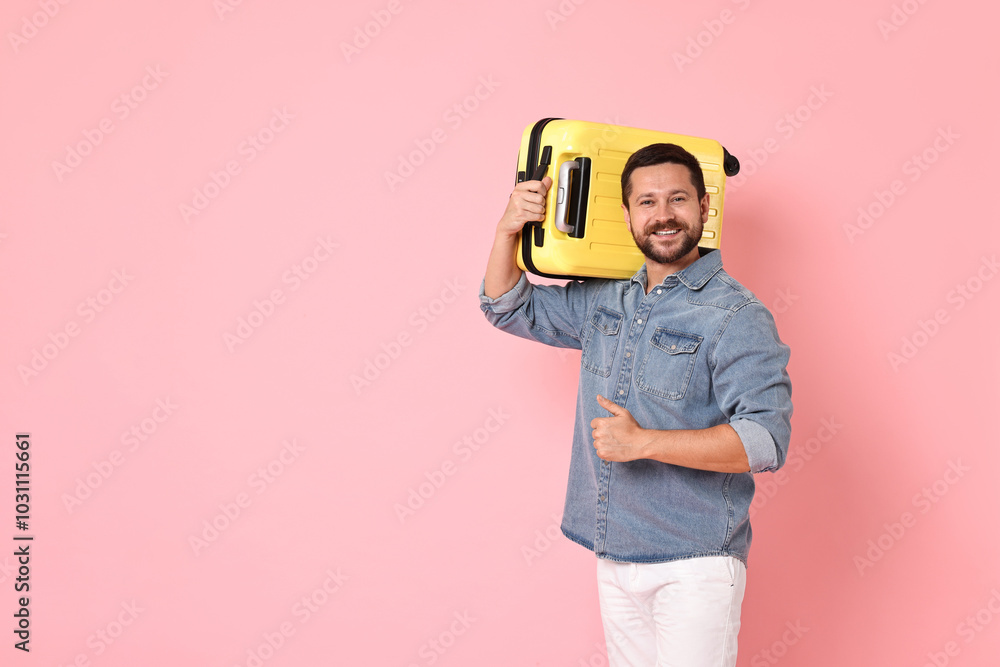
622,162,709,268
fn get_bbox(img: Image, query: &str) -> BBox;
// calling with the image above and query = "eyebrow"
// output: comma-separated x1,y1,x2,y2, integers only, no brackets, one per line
634,188,691,200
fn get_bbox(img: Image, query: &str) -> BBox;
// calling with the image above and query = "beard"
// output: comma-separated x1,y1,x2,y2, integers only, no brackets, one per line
634,223,701,265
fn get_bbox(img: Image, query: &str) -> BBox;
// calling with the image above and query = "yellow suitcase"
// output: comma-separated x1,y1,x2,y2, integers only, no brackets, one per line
515,118,740,279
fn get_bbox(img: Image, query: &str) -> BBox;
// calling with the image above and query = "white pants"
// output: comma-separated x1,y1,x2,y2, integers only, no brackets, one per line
597,556,747,667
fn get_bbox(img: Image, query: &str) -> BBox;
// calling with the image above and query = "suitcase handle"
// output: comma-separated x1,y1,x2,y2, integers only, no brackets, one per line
554,160,580,233
553,158,592,238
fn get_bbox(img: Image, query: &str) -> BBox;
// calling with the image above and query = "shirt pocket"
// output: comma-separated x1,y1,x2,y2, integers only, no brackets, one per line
581,306,623,377
636,328,703,400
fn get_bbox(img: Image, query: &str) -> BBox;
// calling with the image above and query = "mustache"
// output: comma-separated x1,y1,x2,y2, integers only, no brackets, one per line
647,223,682,233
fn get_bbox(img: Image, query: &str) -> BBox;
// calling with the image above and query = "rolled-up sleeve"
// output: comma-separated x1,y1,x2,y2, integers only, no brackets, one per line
479,273,533,314
710,302,793,473
479,274,603,350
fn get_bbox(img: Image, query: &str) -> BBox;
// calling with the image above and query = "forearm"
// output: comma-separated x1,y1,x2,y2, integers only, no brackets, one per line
484,230,523,299
638,423,750,473
485,176,551,299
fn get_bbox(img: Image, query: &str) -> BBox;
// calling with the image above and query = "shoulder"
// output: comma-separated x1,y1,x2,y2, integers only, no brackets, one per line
688,266,762,313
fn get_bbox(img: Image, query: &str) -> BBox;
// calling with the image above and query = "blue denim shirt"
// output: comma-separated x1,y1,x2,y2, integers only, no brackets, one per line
479,250,792,565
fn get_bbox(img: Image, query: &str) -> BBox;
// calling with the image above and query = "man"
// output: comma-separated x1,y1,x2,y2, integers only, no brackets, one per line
480,143,792,666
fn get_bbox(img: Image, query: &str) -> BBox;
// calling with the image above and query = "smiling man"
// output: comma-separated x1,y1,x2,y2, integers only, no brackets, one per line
480,143,792,666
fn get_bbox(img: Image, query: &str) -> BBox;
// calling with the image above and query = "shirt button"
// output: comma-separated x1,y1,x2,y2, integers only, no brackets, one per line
637,318,643,324
671,345,677,350
656,289,662,295
618,390,624,395
625,352,631,358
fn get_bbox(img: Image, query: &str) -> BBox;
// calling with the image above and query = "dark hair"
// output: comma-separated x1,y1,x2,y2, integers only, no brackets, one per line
621,143,706,209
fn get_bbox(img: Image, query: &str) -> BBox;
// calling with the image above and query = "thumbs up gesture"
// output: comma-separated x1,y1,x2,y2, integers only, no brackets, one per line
591,395,647,462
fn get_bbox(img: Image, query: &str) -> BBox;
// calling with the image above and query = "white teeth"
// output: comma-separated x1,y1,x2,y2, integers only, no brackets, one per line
654,230,678,236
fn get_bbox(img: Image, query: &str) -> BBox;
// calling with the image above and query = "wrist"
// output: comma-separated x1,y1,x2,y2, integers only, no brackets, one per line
495,224,522,243
637,427,658,461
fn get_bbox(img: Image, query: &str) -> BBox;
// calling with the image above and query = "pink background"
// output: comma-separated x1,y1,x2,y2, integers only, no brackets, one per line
2,0,998,664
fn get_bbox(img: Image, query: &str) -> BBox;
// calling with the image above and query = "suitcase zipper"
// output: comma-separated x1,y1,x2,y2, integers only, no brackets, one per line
520,118,558,277
520,117,600,281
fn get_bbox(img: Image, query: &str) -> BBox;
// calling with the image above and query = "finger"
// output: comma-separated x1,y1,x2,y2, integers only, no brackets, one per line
524,175,552,192
511,190,546,215
520,192,548,213
516,177,551,196
511,206,544,226
520,199,546,218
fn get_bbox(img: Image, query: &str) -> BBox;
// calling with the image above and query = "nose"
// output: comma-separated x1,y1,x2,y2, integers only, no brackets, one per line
651,201,672,223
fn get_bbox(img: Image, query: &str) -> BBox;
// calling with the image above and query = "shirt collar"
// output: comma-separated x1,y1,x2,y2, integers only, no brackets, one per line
630,248,723,291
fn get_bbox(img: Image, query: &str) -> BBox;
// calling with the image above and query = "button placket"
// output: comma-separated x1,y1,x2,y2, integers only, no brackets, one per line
595,286,666,555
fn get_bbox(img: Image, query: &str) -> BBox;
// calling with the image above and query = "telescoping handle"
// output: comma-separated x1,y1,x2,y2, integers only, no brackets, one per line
519,146,552,248
529,146,552,182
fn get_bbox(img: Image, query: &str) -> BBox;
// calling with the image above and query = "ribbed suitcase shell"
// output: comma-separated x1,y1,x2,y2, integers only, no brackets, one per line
515,119,738,280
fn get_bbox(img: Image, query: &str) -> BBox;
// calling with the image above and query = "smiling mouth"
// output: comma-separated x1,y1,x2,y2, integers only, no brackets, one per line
653,229,680,236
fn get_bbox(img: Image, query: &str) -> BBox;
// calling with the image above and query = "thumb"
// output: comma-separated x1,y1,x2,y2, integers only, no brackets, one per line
540,175,553,191
596,394,624,416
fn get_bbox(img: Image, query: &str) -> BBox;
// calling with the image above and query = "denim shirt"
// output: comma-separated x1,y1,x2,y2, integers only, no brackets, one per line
479,250,792,565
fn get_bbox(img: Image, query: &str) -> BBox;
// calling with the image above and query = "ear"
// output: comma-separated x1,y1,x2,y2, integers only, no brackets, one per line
621,203,632,234
700,193,710,224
